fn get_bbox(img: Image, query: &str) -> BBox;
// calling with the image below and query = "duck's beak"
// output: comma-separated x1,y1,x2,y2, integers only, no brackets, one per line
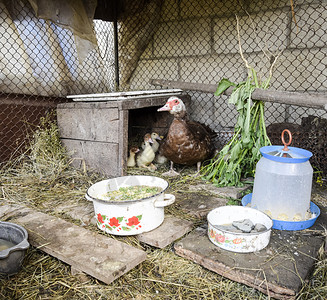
148,138,154,144
157,103,170,112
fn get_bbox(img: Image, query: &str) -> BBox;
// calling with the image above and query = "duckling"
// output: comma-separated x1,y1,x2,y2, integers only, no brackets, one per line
150,132,161,153
127,146,140,167
137,133,157,170
141,132,167,165
154,134,168,164
141,132,161,152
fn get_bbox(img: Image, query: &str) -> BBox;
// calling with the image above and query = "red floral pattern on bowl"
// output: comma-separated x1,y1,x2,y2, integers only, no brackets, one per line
209,228,245,247
97,213,143,233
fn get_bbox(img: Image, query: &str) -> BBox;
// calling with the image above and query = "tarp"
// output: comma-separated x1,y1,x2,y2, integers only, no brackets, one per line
0,0,107,97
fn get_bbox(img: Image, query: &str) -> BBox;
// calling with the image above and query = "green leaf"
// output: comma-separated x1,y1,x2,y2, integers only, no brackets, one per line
228,88,240,105
136,215,142,221
122,226,132,231
117,217,124,222
215,78,236,96
236,114,245,128
230,141,241,161
220,144,230,156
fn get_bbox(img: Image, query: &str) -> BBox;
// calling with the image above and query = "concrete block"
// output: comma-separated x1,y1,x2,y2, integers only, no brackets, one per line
213,10,288,54
175,222,325,299
186,91,224,131
264,102,288,125
270,48,327,92
180,54,246,85
290,4,327,49
213,94,238,128
160,0,179,22
153,19,211,57
248,0,290,13
130,58,179,90
285,105,326,124
180,0,243,18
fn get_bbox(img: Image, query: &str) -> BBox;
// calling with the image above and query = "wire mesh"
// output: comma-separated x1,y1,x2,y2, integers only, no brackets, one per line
0,0,326,175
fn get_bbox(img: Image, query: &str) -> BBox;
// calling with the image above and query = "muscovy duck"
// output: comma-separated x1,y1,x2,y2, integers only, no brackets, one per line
157,96,216,176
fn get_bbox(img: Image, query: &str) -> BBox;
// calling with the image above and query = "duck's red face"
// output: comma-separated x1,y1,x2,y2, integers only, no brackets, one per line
158,97,186,114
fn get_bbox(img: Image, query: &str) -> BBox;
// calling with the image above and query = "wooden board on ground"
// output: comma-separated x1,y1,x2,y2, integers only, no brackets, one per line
174,206,327,299
0,204,147,285
55,201,194,248
137,215,193,248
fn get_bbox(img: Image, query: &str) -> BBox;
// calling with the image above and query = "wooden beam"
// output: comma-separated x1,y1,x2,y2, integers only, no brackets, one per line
150,79,327,110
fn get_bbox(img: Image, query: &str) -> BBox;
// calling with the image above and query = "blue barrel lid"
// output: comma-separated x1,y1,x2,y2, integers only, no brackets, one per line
260,145,312,163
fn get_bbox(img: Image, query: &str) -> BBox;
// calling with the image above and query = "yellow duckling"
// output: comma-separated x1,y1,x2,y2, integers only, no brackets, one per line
137,133,156,170
127,146,140,167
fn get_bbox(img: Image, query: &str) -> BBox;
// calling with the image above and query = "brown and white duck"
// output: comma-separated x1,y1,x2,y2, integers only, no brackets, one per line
127,146,140,167
157,96,215,176
137,133,157,171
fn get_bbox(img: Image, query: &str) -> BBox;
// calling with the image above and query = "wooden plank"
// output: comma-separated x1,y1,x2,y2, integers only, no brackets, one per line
66,89,183,100
0,204,147,285
175,226,324,299
150,78,327,110
57,107,120,142
174,206,327,299
120,94,190,110
54,200,194,249
60,139,121,177
119,109,129,175
137,215,193,248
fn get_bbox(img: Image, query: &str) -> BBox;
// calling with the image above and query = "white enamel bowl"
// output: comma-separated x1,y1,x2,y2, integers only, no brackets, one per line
86,176,175,235
207,206,273,253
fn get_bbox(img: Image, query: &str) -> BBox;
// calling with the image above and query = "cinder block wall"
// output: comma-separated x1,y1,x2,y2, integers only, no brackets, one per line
129,0,327,127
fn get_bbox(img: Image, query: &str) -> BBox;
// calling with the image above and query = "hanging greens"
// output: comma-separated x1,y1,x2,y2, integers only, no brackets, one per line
201,70,271,187
201,15,281,187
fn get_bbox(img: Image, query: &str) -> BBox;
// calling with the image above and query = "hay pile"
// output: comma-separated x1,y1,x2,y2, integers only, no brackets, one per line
0,116,326,299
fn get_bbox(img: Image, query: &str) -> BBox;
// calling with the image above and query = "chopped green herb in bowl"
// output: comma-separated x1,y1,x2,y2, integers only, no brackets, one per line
98,185,163,201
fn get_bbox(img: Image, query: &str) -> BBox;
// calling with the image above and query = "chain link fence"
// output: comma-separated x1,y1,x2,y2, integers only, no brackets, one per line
1,0,326,176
